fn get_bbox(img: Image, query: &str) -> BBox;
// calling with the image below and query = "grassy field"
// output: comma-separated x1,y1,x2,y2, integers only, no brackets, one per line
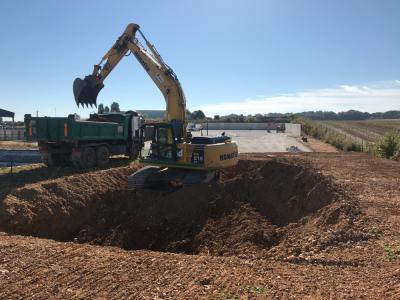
314,119,400,143
296,118,400,156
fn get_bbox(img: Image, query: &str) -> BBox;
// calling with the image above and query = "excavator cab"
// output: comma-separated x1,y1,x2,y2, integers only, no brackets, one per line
73,75,104,107
131,122,219,189
143,123,178,162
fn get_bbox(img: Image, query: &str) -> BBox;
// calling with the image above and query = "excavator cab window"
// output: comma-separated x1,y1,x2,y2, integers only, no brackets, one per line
148,124,177,161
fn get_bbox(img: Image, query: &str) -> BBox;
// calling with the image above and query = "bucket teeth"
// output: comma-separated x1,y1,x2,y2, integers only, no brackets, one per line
73,76,104,108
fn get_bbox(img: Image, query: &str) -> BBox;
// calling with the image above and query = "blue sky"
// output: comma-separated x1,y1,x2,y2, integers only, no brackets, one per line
1,0,399,120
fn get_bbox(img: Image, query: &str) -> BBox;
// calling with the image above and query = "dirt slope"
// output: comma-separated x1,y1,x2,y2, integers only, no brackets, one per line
0,153,399,299
0,232,398,300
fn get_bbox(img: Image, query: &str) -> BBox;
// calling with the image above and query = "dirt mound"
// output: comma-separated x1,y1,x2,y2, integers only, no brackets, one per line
0,165,139,239
1,158,364,259
192,204,280,256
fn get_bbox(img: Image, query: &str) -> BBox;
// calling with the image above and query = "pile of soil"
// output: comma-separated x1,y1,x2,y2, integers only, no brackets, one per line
0,165,138,239
2,153,400,299
1,158,366,259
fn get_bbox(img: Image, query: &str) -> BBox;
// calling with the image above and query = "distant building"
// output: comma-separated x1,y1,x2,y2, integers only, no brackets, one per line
0,108,15,125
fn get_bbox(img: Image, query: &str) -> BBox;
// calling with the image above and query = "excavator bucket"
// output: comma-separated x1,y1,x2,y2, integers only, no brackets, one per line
73,75,104,107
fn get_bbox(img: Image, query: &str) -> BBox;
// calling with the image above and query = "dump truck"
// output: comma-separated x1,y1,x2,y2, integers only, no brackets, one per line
25,111,144,168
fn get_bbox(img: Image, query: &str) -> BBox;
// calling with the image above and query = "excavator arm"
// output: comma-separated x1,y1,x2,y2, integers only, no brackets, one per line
73,23,186,131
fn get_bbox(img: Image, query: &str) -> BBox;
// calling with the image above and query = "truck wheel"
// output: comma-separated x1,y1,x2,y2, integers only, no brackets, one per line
80,147,96,168
72,158,81,168
96,146,110,168
52,154,68,167
42,153,66,167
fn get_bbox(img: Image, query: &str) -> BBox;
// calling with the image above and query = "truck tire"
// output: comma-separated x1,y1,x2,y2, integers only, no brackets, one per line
41,153,67,167
72,158,81,168
96,146,110,168
80,147,96,168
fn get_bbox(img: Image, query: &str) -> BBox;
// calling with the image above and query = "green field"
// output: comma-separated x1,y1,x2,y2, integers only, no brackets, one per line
296,118,400,154
314,119,400,143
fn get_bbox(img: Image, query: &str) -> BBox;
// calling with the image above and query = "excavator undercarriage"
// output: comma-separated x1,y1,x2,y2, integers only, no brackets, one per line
127,166,217,189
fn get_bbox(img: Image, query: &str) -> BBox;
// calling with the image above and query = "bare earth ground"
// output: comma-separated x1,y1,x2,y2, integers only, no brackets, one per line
298,137,339,153
0,153,399,299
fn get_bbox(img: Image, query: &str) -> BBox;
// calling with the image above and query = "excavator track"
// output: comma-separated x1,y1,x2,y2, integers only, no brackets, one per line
127,166,217,190
127,166,161,189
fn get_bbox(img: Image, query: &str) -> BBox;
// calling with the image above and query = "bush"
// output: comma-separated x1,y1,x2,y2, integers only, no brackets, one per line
376,130,400,159
392,150,400,161
296,117,365,152
345,142,362,152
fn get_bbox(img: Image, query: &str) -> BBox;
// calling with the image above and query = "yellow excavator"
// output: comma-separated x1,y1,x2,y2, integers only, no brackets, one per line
73,23,238,188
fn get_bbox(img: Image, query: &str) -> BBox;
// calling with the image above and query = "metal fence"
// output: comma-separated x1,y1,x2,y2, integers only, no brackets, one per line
0,128,25,141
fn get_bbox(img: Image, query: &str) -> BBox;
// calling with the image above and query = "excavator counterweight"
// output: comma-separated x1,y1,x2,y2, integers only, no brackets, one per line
73,75,104,107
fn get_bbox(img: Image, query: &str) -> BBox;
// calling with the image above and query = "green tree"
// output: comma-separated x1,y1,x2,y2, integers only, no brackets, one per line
254,114,264,122
104,106,110,113
110,102,120,112
377,130,400,159
98,103,104,114
192,110,206,120
186,109,193,120
246,115,256,122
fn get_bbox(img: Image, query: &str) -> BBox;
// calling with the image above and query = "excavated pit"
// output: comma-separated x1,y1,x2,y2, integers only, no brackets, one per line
0,159,361,258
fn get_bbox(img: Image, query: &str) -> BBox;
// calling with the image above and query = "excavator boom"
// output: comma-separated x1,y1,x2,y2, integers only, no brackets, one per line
73,23,186,126
74,23,239,188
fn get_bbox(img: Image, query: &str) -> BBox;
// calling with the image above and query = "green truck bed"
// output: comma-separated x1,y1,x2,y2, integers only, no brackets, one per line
24,112,143,168
25,114,128,142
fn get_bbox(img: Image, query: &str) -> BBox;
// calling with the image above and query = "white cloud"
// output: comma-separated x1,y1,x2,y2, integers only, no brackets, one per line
196,80,400,116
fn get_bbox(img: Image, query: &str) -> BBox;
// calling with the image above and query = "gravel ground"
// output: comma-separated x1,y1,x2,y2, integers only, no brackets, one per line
192,130,311,152
0,149,41,166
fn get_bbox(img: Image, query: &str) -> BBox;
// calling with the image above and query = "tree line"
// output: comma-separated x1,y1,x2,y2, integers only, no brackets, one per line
213,110,400,122
95,102,400,122
96,105,207,120
97,102,121,113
